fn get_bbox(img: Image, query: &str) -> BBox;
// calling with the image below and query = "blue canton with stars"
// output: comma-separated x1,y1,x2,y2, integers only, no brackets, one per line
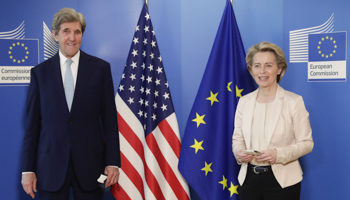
117,3,174,136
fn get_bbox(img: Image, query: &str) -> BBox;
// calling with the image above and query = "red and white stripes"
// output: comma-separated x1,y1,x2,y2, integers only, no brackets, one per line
112,94,190,200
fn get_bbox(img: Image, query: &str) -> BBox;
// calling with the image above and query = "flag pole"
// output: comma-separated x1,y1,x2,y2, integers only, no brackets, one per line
230,0,233,5
146,0,148,7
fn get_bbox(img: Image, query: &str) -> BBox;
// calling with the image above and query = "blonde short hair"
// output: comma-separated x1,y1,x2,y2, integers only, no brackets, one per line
51,8,86,35
246,41,287,83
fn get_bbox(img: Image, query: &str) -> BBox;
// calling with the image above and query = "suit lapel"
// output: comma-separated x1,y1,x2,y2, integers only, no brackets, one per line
242,89,258,150
266,85,284,146
70,51,93,113
50,53,70,112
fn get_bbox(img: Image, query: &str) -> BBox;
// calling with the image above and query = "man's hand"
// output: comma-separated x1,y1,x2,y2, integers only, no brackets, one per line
21,173,37,198
104,166,120,188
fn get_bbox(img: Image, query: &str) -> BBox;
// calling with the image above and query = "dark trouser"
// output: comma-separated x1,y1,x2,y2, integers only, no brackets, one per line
39,155,103,200
239,164,301,200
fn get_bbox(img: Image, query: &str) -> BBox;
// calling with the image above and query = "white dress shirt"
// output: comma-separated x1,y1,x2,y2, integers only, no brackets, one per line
59,50,80,89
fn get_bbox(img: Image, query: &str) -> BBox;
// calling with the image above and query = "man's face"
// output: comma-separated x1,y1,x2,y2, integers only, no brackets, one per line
53,21,82,59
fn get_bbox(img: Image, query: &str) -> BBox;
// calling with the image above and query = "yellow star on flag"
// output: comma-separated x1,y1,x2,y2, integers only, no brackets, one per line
228,182,239,197
218,175,228,190
192,112,206,128
236,85,243,97
227,82,232,92
206,91,219,106
201,161,213,176
190,139,204,154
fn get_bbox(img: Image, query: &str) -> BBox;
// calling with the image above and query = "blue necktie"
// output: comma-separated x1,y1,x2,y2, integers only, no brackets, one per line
64,59,74,111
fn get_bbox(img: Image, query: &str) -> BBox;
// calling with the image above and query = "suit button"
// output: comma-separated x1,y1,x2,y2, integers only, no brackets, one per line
68,121,73,125
66,140,70,144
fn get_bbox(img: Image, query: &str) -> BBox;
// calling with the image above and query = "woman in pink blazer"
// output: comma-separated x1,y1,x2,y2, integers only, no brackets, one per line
232,41,314,200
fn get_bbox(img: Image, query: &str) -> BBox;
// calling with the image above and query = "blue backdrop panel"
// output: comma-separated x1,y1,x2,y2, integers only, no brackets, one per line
283,1,350,199
0,0,349,199
0,1,138,199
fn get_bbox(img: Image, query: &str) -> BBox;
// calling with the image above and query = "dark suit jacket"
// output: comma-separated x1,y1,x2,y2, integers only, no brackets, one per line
21,51,121,192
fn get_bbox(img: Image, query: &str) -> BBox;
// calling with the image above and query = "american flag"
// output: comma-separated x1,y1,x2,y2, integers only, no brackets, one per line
112,3,190,200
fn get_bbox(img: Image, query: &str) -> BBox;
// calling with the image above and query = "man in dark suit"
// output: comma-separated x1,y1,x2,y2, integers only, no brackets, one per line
21,8,120,199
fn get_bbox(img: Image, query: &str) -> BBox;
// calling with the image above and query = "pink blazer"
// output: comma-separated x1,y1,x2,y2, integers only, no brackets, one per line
232,85,313,188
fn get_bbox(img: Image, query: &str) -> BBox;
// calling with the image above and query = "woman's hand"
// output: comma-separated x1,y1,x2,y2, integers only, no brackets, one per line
255,149,277,164
236,149,254,163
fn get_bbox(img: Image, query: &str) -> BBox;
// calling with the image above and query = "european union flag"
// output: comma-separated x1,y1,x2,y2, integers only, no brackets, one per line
0,39,39,66
178,0,255,199
308,32,346,62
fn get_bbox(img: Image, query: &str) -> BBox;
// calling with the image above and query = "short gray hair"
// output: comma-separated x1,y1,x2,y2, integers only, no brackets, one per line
51,8,86,35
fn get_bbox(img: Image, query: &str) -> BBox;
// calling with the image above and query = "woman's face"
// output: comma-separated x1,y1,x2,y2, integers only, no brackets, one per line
251,51,282,89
